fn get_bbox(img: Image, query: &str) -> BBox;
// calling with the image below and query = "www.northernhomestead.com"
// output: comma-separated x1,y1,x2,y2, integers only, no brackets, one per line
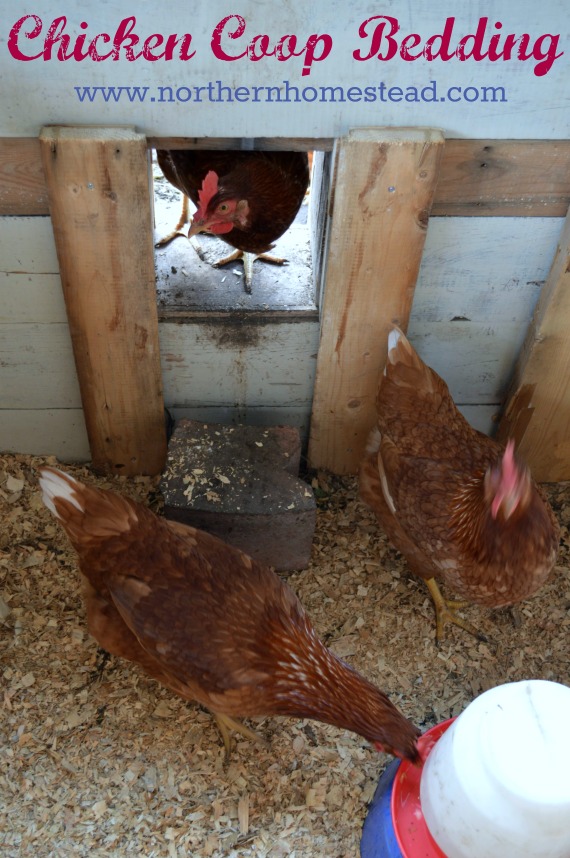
6,14,563,77
73,80,507,105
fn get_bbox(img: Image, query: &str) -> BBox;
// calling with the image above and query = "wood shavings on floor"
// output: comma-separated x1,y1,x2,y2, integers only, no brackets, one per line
1,453,569,857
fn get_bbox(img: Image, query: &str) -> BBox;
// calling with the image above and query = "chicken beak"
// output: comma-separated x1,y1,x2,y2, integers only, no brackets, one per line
187,218,207,238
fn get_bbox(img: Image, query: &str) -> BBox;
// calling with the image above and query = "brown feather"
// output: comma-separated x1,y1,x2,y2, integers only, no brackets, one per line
40,468,419,763
360,327,560,608
156,150,309,255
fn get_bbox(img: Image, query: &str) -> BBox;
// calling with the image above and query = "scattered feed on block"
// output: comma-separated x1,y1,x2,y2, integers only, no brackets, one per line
160,419,316,571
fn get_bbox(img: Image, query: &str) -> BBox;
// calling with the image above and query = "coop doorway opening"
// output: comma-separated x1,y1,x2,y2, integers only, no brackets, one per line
152,144,329,319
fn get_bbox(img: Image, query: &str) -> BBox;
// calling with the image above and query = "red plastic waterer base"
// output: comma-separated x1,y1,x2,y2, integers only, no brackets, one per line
391,718,455,857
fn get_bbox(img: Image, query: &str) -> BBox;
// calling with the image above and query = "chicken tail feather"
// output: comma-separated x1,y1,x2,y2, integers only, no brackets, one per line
387,326,404,357
39,467,84,519
39,467,138,546
379,325,452,424
386,326,432,385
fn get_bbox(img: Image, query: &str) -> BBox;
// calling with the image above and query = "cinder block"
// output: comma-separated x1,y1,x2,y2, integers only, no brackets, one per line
160,419,316,571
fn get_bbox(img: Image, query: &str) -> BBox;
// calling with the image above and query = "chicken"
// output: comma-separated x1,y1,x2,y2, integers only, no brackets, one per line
359,327,560,642
39,467,420,763
155,149,310,292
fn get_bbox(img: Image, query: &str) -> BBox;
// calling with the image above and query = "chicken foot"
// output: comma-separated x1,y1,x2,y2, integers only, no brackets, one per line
79,647,113,689
155,196,285,293
213,712,269,761
425,577,488,644
155,195,205,259
212,249,287,294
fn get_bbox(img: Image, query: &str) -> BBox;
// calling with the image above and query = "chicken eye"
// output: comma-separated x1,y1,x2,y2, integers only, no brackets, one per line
217,203,230,213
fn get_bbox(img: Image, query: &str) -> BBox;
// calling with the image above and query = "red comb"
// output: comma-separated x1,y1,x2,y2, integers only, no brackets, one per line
491,439,519,518
502,439,517,485
197,170,219,211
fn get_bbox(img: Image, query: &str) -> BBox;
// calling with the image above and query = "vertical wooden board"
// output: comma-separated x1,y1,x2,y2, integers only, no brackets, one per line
497,207,570,481
39,126,166,475
308,127,444,474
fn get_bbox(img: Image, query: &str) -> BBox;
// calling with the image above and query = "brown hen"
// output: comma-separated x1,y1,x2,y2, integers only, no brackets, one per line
39,467,419,763
155,150,309,292
359,327,560,642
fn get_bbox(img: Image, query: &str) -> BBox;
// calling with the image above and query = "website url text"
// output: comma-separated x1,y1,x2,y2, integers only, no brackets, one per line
73,79,507,105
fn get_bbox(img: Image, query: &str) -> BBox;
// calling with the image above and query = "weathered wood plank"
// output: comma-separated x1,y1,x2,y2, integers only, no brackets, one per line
407,217,562,427
39,126,167,476
0,319,319,410
408,321,538,404
159,320,319,407
497,207,570,481
148,136,333,152
1,215,559,412
0,401,495,461
3,137,570,217
0,317,319,456
456,405,501,436
0,138,49,215
0,323,82,409
309,151,332,309
432,139,570,217
0,272,66,323
308,127,445,473
0,215,59,270
413,218,561,325
2,2,567,143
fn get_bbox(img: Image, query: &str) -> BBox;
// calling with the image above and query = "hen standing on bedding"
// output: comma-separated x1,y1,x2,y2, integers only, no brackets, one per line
155,150,310,292
39,467,420,763
359,327,560,642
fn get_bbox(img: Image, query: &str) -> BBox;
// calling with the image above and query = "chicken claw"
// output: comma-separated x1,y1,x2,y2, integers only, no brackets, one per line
213,249,287,294
425,578,488,644
214,713,269,761
155,195,191,246
155,195,205,259
80,647,112,689
360,326,558,647
156,149,308,293
155,195,285,293
40,466,421,767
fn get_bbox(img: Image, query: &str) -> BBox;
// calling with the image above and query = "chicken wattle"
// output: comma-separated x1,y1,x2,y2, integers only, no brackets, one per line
155,149,310,292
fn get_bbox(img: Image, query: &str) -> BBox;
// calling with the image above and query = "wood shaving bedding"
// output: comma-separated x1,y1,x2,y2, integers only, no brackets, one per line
1,454,568,857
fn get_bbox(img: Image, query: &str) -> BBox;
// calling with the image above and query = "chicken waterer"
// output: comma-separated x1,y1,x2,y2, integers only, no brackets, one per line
361,680,570,858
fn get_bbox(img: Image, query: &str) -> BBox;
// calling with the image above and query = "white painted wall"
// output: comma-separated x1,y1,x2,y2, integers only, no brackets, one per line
1,0,568,458
1,0,568,139
0,214,562,458
410,217,563,431
0,217,320,459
